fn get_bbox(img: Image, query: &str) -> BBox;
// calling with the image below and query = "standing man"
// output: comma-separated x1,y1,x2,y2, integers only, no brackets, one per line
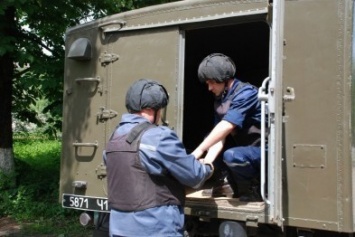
192,53,263,202
105,78,213,237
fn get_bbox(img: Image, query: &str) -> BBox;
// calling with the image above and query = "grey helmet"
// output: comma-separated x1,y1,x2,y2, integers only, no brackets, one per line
125,78,169,113
197,53,236,83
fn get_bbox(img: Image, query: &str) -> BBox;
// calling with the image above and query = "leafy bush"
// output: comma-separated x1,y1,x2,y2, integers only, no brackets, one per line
0,135,92,236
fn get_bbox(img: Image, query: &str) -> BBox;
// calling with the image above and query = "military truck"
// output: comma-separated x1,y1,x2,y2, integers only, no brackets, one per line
60,0,355,236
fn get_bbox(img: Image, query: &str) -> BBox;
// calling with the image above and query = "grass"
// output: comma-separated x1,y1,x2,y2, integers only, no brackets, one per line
0,135,94,236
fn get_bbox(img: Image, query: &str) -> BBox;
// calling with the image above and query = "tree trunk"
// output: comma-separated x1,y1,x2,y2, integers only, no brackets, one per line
0,6,16,175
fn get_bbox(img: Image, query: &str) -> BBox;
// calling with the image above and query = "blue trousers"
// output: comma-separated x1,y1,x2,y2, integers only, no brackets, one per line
223,146,261,181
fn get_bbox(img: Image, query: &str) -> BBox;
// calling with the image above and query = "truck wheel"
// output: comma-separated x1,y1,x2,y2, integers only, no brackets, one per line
219,221,247,237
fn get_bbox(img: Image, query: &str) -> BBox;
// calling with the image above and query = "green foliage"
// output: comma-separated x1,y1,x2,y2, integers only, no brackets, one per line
0,171,16,190
0,136,92,236
13,95,61,138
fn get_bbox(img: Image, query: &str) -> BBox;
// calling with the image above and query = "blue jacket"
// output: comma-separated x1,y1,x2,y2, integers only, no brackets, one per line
215,78,262,146
108,113,212,237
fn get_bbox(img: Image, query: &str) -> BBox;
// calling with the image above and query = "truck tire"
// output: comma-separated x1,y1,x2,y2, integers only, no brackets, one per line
219,221,247,237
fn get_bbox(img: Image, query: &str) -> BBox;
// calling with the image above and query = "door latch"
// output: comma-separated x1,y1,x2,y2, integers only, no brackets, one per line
96,163,107,179
283,87,295,102
99,52,119,66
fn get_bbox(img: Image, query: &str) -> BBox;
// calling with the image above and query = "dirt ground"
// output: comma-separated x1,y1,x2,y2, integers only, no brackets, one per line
0,217,22,237
0,217,94,237
0,217,58,237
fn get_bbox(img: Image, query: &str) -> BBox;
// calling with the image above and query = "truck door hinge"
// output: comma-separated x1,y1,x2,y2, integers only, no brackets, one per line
97,107,118,122
99,52,119,66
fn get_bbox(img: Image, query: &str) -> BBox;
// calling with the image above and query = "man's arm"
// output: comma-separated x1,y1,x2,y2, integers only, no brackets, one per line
203,139,225,164
192,120,235,159
139,127,214,188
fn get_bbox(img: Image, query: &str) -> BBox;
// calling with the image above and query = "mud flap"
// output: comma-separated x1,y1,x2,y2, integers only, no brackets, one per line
93,212,109,237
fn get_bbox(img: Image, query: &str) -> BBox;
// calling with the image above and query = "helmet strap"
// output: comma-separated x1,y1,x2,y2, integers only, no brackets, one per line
223,81,229,96
153,109,158,125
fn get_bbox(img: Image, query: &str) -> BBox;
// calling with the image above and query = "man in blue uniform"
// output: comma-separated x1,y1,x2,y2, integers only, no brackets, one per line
105,79,214,237
192,53,263,202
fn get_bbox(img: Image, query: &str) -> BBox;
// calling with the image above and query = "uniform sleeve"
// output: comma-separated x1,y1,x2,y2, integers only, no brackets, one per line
139,127,212,189
223,86,259,129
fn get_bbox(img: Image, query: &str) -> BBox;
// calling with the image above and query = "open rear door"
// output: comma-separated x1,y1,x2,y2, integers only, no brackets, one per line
259,0,285,228
269,0,285,227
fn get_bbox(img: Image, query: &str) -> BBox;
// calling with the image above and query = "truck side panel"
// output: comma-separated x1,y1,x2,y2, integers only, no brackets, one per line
283,0,354,233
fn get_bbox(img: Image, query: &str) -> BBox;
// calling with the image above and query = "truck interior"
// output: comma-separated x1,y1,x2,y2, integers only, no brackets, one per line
182,20,270,151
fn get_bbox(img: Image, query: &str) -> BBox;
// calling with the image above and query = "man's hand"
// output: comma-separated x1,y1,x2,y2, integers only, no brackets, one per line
192,148,204,159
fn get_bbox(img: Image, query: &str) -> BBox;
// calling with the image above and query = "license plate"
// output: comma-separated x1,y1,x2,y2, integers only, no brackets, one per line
62,194,109,212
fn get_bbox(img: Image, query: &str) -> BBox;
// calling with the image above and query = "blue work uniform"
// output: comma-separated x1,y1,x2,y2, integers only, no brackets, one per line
107,114,212,237
215,78,262,181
